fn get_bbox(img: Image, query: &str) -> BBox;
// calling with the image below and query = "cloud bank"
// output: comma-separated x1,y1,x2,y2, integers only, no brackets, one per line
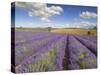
72,21,97,28
80,11,97,19
15,2,63,22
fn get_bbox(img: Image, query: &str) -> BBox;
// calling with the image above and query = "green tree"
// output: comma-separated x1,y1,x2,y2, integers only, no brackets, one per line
47,27,52,32
93,26,97,29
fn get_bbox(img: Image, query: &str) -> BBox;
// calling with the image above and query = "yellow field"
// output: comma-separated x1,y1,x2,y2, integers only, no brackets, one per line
15,27,97,35
51,28,97,35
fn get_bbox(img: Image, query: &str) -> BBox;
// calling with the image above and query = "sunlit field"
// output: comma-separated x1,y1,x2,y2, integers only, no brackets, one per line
15,28,97,35
51,28,97,35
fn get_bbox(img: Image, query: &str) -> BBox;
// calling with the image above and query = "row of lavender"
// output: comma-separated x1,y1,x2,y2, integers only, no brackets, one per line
15,31,67,73
14,31,97,73
68,34,97,69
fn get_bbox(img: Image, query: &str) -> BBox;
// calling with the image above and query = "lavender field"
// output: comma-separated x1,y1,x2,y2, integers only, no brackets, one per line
13,30,97,73
11,2,97,73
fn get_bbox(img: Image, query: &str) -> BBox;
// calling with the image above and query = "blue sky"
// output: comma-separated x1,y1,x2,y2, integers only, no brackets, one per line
12,2,97,28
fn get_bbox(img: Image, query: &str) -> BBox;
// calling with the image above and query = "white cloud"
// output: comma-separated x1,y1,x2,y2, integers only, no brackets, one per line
15,2,63,22
41,17,51,22
72,21,97,28
80,21,96,26
80,11,97,19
